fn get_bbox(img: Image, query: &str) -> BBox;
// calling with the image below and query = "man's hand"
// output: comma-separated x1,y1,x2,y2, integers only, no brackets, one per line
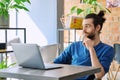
83,36,105,79
83,37,94,50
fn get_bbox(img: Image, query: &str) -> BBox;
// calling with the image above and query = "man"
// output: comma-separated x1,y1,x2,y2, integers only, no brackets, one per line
54,11,114,80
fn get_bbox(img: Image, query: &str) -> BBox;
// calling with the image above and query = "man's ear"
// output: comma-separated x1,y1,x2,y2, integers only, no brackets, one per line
96,25,101,31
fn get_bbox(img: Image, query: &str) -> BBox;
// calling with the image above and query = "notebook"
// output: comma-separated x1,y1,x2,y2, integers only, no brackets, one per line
12,43,62,70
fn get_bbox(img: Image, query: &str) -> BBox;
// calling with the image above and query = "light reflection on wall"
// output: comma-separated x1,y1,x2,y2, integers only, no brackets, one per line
17,10,48,46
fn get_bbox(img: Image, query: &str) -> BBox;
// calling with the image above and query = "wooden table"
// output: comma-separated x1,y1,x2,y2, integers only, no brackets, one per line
0,65,101,80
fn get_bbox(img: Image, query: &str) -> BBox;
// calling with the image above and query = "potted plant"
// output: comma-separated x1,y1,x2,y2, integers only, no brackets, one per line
65,0,111,29
0,0,31,28
69,0,111,17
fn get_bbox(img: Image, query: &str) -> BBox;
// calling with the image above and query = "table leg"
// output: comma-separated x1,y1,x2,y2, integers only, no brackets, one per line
0,54,3,63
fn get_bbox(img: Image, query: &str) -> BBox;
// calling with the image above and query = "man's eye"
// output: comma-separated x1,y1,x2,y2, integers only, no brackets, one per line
83,25,91,28
86,25,90,28
85,25,89,28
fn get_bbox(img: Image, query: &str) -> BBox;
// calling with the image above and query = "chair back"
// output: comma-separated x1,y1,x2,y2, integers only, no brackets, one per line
40,44,59,63
7,36,21,46
114,44,120,64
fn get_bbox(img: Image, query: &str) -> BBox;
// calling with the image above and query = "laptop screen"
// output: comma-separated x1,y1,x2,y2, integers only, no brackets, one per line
12,43,45,69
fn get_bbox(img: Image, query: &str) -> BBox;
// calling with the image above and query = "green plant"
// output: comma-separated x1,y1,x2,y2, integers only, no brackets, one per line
0,58,16,79
0,58,16,69
68,0,111,17
0,0,31,19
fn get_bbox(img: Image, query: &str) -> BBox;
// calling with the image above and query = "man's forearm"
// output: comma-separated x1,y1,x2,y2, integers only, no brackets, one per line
89,47,105,79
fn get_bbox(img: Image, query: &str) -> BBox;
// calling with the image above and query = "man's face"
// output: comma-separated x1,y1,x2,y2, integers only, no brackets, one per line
82,18,97,40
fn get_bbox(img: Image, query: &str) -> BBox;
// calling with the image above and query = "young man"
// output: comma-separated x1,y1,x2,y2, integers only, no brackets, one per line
54,11,114,80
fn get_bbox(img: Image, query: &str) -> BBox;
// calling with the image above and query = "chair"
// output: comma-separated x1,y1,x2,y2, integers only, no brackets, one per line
7,36,21,46
40,44,60,63
107,43,120,80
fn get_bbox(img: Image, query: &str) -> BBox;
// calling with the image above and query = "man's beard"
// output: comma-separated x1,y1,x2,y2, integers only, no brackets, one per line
87,33,95,40
84,32,96,40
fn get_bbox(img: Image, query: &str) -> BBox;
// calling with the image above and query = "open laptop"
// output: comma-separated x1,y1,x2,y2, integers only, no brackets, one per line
12,43,62,70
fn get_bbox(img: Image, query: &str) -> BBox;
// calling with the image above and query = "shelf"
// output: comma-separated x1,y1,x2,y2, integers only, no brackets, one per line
0,28,26,63
57,28,81,53
0,28,26,43
57,28,81,31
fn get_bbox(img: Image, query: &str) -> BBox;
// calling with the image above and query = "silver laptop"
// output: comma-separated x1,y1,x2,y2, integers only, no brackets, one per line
12,43,62,70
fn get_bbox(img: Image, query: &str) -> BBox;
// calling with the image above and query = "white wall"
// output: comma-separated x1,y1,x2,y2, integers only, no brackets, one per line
17,0,57,46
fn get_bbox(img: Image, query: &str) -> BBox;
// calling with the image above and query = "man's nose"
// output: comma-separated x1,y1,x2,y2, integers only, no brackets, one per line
83,27,86,32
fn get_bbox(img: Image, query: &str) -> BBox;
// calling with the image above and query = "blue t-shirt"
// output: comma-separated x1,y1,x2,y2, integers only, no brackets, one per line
54,41,114,80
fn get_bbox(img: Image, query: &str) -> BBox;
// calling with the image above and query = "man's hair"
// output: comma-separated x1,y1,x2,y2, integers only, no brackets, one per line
85,11,106,33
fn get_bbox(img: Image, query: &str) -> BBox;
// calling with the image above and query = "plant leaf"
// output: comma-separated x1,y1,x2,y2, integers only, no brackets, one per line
86,8,92,14
12,4,29,11
21,0,26,2
96,2,111,13
20,0,31,4
0,2,5,7
26,0,31,4
5,0,10,3
106,8,111,13
14,0,21,4
0,60,16,69
0,59,7,69
7,63,16,68
77,8,84,15
71,6,77,13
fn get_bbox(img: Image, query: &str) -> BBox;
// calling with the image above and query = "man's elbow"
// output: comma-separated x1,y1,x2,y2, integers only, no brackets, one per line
95,67,105,79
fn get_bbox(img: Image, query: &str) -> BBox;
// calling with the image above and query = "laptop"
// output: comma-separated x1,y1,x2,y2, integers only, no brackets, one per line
12,43,62,70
